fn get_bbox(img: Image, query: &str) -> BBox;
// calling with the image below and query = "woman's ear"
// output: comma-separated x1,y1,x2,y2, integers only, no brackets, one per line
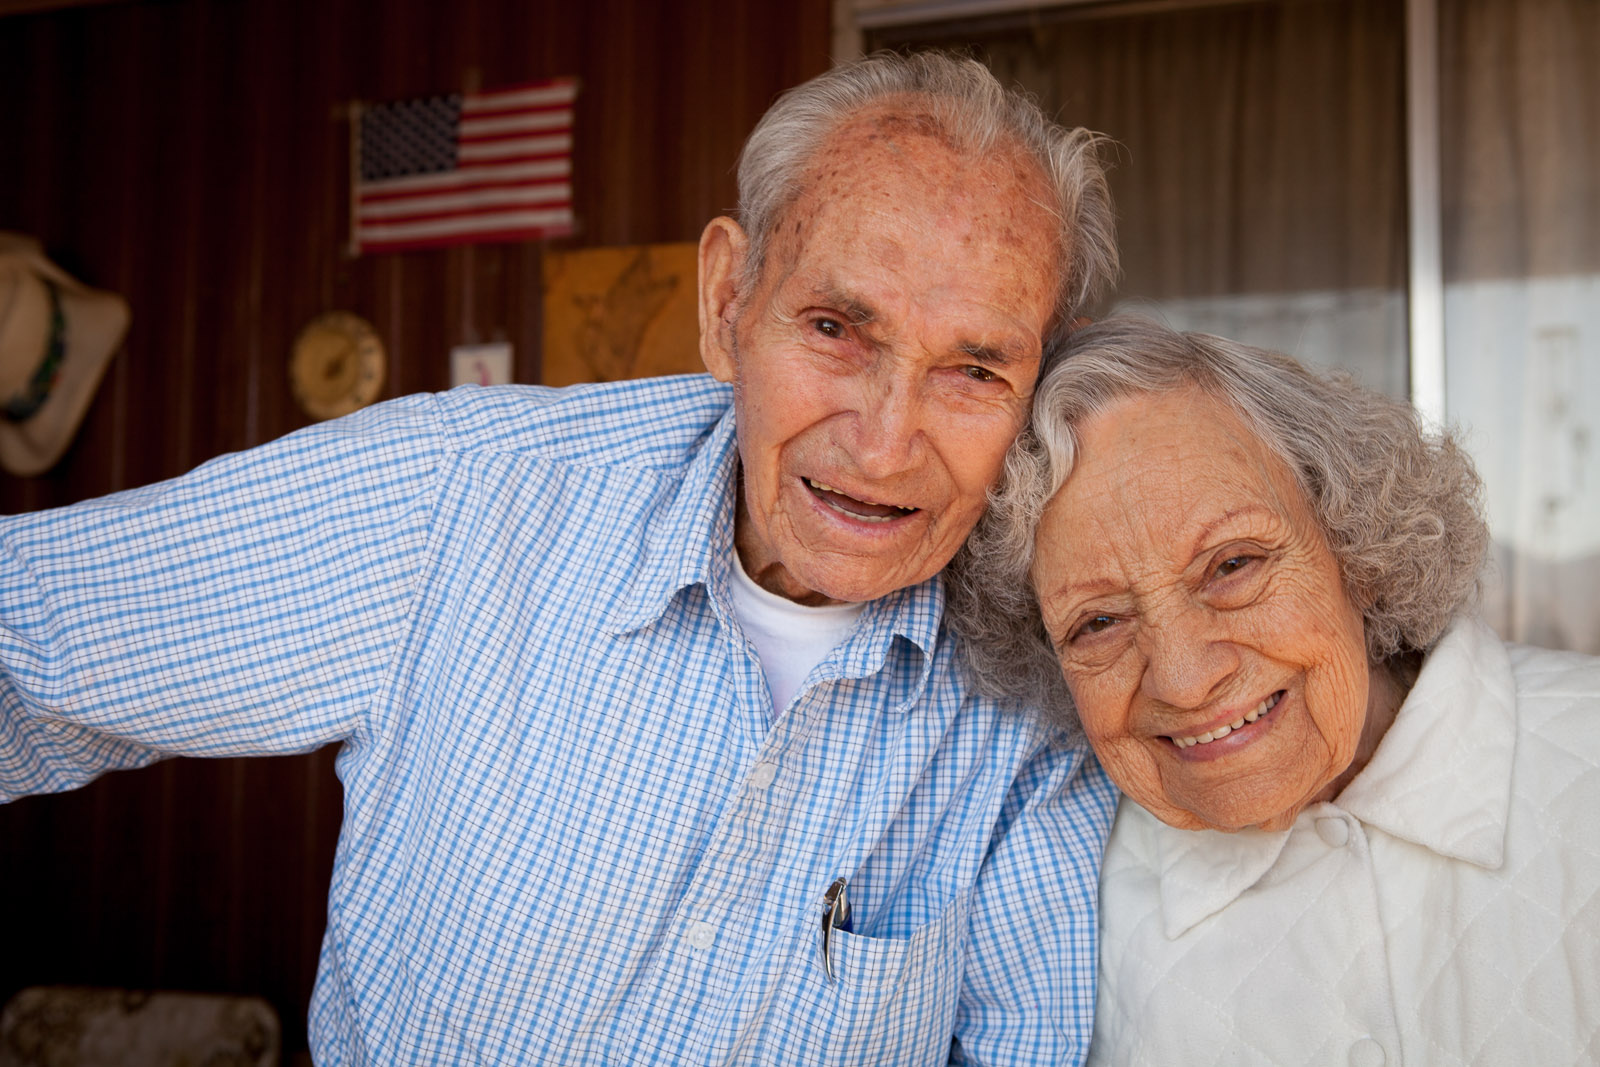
698,216,747,383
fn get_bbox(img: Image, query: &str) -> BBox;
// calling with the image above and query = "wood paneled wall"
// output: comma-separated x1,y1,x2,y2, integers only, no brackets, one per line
0,0,830,1057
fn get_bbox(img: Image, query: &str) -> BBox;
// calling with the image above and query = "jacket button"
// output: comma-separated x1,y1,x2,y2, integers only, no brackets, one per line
1348,1037,1385,1066
1317,816,1351,848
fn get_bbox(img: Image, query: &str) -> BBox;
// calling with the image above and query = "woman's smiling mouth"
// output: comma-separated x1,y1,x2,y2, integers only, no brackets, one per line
1170,691,1284,748
805,478,919,523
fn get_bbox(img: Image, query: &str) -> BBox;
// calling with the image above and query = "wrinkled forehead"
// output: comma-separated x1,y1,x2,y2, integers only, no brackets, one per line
808,105,1050,209
765,110,1062,287
828,101,967,155
1059,386,1316,529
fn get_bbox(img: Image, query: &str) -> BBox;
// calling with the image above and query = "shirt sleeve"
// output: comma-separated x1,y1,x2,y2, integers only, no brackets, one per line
952,736,1118,1066
0,395,446,802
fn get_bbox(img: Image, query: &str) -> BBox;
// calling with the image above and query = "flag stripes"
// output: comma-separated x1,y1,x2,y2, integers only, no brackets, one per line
352,78,577,254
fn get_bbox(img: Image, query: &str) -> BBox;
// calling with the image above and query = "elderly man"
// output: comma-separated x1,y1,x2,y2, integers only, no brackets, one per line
0,52,1119,1064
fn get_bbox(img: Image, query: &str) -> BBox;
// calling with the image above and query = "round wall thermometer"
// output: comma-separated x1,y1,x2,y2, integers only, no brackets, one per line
289,310,387,421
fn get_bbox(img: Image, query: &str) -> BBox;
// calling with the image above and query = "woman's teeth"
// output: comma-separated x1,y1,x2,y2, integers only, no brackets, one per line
1172,691,1283,748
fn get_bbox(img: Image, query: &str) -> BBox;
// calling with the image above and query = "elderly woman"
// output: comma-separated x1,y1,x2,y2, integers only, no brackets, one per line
950,316,1599,1065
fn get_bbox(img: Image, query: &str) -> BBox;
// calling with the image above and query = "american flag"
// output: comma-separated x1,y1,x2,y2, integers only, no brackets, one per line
351,78,577,254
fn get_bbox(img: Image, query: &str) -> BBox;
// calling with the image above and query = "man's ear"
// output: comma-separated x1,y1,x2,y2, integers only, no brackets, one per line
698,216,747,383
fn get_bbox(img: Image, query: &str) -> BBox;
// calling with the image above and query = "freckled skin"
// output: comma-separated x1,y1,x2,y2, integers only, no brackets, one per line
697,109,1060,604
1031,387,1391,832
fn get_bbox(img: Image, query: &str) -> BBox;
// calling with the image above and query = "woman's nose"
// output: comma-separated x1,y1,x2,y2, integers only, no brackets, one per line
1137,606,1241,709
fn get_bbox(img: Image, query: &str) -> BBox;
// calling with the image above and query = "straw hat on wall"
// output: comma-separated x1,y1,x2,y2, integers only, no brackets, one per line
0,233,129,477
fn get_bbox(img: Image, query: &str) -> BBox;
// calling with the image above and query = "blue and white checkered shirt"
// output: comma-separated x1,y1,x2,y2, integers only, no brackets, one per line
1,375,1117,1065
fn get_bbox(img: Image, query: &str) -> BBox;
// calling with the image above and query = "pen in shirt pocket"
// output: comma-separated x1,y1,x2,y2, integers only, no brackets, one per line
819,875,852,981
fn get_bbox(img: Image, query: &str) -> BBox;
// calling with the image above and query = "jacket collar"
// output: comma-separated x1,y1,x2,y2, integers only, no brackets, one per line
1151,617,1516,938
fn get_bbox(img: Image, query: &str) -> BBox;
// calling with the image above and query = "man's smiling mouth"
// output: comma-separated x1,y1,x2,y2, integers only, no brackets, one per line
805,478,919,524
1170,691,1284,748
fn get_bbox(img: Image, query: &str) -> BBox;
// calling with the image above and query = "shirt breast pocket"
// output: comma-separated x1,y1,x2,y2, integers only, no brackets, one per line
764,888,970,1067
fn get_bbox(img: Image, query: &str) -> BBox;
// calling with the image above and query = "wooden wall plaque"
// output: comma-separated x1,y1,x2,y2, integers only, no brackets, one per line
541,241,704,386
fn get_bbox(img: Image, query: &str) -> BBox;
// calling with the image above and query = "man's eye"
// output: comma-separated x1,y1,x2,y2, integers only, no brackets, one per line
814,318,845,339
961,365,998,382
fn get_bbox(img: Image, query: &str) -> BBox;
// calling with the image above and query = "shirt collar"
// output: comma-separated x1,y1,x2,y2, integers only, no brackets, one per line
1148,617,1517,938
605,404,740,636
827,577,944,697
604,404,946,680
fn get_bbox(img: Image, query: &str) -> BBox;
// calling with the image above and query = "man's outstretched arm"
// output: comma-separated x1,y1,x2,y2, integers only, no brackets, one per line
0,395,444,801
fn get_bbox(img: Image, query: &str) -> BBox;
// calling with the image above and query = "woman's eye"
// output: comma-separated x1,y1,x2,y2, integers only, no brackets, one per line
1214,555,1253,578
961,365,998,382
1072,614,1118,640
814,317,844,339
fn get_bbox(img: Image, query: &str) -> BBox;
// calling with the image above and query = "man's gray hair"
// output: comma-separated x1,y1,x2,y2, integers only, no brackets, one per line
736,50,1120,352
947,315,1491,730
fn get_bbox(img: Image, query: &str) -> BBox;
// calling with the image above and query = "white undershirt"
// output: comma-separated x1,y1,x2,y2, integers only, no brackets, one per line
728,552,866,717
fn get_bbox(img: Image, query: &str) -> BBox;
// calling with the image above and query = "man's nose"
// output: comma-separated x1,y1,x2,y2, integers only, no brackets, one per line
847,368,925,478
1137,606,1240,709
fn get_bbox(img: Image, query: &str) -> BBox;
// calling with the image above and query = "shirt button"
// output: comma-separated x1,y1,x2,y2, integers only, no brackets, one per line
748,761,778,789
1317,816,1351,848
687,921,716,950
1348,1037,1385,1066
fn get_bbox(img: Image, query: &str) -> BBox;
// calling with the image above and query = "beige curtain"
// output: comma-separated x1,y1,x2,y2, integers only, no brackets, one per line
1442,0,1600,653
871,0,1599,652
870,0,1410,396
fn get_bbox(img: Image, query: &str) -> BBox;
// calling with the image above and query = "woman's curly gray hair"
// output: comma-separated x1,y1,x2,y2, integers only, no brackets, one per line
736,49,1119,354
947,316,1490,731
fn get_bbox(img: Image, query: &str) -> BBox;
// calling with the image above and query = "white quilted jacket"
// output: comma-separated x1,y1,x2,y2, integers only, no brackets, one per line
1089,617,1600,1066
